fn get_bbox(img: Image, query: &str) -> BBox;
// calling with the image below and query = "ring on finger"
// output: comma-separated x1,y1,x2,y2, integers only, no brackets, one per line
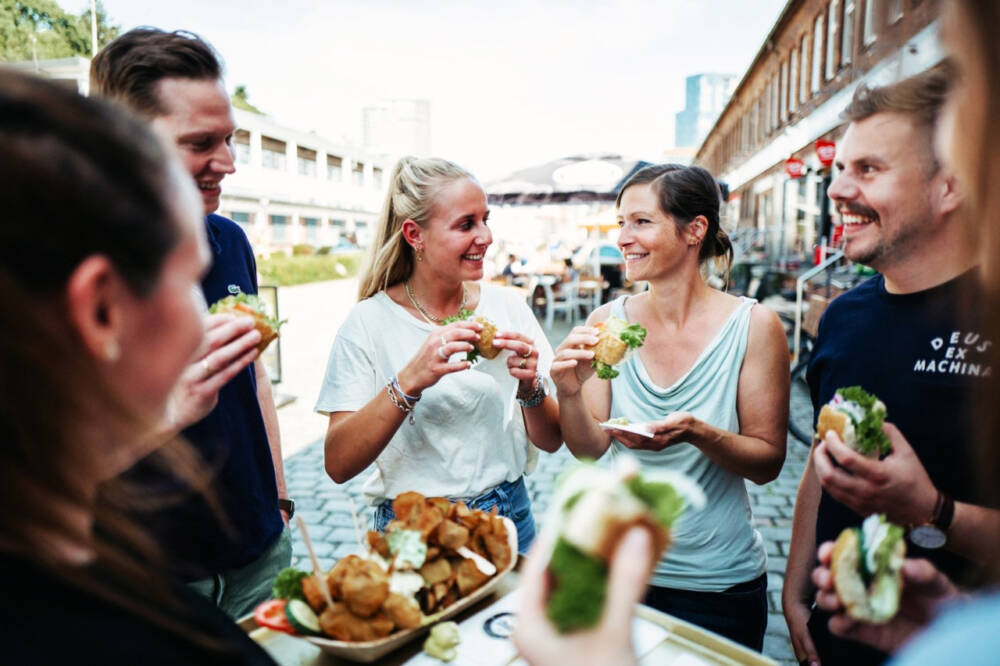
519,357,527,370
437,344,449,361
201,358,212,377
521,347,532,359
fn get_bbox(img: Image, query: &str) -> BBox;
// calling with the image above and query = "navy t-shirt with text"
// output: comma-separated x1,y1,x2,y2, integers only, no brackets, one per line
807,270,988,584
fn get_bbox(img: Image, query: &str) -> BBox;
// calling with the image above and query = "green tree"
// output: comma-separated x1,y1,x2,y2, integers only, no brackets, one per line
232,84,264,115
0,0,119,62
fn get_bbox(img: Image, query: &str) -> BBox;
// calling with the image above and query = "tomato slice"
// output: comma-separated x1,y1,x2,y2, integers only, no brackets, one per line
254,599,294,634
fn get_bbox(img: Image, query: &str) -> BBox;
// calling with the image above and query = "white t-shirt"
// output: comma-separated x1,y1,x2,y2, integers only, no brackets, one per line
315,284,554,505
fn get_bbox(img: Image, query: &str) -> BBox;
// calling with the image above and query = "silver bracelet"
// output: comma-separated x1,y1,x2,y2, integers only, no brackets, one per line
391,374,421,403
517,374,547,408
386,382,415,425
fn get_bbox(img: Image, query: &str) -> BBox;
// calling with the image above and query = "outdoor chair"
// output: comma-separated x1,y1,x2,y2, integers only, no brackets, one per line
544,278,579,330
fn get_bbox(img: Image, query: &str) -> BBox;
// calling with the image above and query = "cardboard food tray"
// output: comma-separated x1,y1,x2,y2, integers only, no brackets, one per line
243,516,518,664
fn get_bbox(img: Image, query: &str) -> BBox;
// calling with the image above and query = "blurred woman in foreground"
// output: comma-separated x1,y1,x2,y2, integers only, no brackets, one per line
0,71,275,664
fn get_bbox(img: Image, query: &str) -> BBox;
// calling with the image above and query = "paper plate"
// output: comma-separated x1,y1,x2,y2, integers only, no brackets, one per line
599,420,654,438
299,517,518,663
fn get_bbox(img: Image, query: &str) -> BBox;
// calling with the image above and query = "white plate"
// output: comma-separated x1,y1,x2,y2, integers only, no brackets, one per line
599,420,654,438
300,517,518,663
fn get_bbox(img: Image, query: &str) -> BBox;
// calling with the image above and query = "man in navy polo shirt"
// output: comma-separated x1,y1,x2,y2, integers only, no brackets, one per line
91,28,291,618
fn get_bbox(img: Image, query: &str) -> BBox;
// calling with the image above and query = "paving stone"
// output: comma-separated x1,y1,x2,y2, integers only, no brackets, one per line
765,539,781,556
766,555,788,573
753,504,782,518
763,634,797,663
756,493,791,506
766,611,790,637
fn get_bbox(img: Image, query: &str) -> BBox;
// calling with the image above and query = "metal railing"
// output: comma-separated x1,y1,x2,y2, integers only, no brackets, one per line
792,250,844,362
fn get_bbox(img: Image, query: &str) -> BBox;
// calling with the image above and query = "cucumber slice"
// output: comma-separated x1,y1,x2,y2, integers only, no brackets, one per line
285,598,321,636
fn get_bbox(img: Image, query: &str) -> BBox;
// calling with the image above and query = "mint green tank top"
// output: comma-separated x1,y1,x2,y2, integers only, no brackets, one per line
609,295,766,591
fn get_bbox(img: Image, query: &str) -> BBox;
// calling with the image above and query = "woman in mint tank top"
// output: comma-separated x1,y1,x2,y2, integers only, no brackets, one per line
550,164,790,651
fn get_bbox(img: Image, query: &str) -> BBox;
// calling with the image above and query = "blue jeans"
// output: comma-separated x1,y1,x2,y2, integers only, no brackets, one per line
643,573,768,652
374,476,536,554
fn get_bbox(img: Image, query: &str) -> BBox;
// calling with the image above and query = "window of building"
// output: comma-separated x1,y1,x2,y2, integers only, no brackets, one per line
262,136,286,170
231,211,252,230
327,155,343,182
303,217,319,242
297,146,317,177
826,0,840,80
799,36,810,103
842,0,856,65
234,129,251,165
789,47,799,114
863,0,878,46
887,0,903,23
771,74,779,130
779,59,788,122
270,214,287,242
331,218,346,229
353,162,365,187
811,14,824,93
373,166,383,189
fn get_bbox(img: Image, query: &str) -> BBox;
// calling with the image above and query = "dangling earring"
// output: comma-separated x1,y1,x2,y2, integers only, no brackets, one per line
415,246,424,262
104,339,120,362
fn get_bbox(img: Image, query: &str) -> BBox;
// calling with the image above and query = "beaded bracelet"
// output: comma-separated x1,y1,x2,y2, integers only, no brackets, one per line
516,374,547,408
391,375,421,404
386,381,416,425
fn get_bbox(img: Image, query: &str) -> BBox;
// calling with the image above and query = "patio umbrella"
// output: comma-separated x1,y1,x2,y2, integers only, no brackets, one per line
486,155,651,205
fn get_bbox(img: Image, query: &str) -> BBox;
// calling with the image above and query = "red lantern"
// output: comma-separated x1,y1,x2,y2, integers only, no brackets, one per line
815,139,836,168
785,157,806,179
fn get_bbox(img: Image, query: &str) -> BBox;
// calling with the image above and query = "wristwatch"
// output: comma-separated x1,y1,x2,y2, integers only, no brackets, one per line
277,497,296,519
908,491,954,549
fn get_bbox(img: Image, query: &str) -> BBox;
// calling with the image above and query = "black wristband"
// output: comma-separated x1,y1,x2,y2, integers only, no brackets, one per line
277,497,295,519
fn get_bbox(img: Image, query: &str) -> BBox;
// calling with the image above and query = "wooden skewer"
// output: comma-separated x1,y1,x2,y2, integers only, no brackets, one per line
295,515,334,608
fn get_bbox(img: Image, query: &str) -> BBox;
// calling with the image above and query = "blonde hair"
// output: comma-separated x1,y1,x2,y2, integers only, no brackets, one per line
358,156,474,300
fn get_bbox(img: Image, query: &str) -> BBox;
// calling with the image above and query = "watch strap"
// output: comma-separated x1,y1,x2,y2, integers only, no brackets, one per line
932,492,955,532
277,497,295,518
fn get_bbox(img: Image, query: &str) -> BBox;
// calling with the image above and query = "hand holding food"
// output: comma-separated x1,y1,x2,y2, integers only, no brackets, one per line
542,456,704,633
209,293,285,355
816,386,889,457
586,317,647,380
254,493,513,646
830,514,906,623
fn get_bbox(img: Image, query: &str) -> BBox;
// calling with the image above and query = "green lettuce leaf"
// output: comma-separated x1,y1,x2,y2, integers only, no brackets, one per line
546,537,608,633
441,309,480,363
209,293,285,331
619,323,647,349
625,477,686,527
592,360,619,379
272,567,309,601
836,386,890,456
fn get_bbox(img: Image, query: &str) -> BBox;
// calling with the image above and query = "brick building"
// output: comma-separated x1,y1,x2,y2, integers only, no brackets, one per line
696,0,942,264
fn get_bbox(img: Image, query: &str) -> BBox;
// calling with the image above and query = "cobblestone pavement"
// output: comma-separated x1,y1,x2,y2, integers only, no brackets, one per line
283,313,812,665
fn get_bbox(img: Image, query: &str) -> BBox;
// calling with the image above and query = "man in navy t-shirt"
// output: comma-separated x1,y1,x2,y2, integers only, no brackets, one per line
91,29,291,618
783,66,999,665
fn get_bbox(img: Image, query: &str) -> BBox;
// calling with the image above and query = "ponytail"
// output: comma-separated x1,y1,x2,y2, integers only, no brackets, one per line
357,156,473,300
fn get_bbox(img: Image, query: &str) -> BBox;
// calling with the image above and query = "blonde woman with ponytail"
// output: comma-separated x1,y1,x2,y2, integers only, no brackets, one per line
549,164,789,650
315,157,561,552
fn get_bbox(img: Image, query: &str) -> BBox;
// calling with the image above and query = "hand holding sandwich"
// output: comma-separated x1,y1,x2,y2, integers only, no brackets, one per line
813,423,937,526
163,313,261,433
811,540,960,655
550,325,600,396
395,320,482,395
513,527,652,666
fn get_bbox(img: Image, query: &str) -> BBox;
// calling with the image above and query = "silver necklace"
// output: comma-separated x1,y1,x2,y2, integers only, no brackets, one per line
404,281,468,325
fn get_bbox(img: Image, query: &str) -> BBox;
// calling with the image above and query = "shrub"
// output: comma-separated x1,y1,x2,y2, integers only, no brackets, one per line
291,243,314,256
257,252,364,286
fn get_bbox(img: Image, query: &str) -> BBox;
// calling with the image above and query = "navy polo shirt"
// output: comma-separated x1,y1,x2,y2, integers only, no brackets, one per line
807,270,986,585
129,215,282,580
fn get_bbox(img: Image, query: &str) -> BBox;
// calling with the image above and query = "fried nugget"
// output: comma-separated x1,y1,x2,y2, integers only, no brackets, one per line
481,530,512,571
392,491,425,521
472,316,501,359
382,593,422,630
448,501,478,530
342,559,390,618
367,530,390,559
420,557,452,586
455,557,490,596
302,574,329,612
319,603,395,642
435,519,470,551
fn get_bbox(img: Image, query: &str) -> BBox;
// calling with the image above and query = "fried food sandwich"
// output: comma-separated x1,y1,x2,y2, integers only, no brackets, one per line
209,293,285,355
587,316,647,380
816,386,890,457
831,514,906,623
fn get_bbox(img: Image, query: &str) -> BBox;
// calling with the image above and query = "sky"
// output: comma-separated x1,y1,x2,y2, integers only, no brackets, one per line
62,0,786,181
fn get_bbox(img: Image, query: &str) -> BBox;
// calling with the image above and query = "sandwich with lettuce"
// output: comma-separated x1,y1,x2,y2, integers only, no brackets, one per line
542,457,704,633
210,293,285,355
587,316,647,380
815,386,890,457
831,514,906,623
